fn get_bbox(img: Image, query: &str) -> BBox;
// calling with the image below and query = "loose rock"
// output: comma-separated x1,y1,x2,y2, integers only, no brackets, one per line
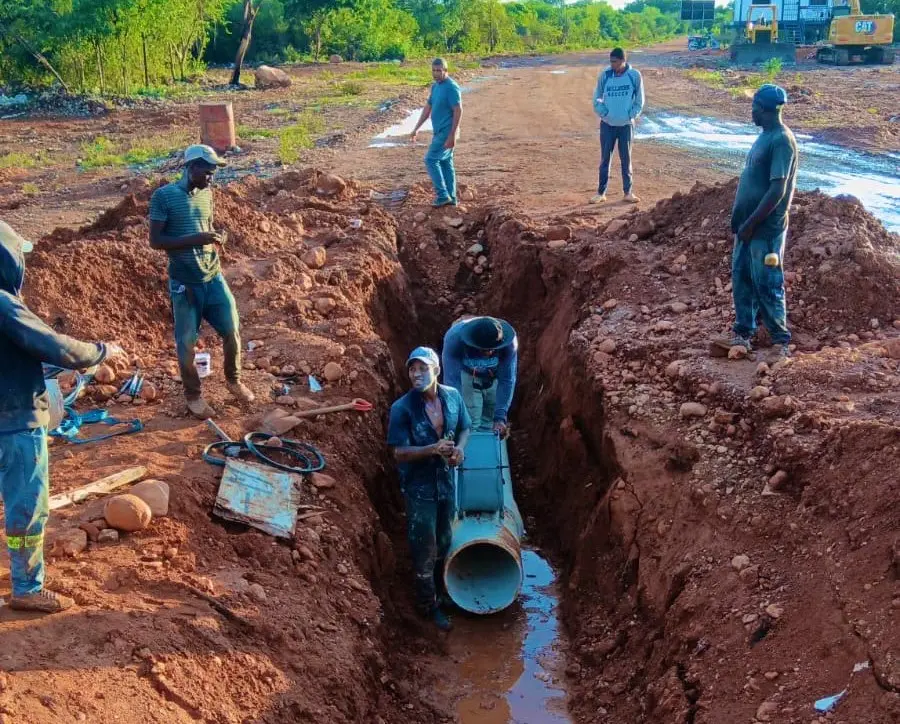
323,362,344,382
315,173,347,197
53,528,88,557
248,583,267,603
254,65,292,89
104,494,152,532
546,225,571,241
139,383,158,402
98,529,120,544
598,339,617,354
314,297,337,315
680,402,708,419
731,554,751,571
302,246,327,269
310,472,336,489
749,386,771,401
129,480,170,517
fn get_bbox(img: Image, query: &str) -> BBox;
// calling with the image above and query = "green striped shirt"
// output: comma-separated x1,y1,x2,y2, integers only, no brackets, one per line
148,175,220,283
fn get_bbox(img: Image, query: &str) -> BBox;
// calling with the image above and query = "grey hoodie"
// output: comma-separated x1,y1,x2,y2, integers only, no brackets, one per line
593,64,645,127
0,232,106,433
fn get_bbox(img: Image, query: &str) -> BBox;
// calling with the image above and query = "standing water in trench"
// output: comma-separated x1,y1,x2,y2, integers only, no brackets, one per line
637,112,900,232
439,548,572,724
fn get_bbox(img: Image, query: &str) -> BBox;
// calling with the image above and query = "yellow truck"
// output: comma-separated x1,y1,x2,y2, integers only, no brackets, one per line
817,0,895,64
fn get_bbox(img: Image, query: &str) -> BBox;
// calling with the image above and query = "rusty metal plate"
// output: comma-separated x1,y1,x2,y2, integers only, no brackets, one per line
213,458,302,538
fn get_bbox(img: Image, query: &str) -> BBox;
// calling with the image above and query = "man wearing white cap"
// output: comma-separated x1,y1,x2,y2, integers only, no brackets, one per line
0,220,126,612
149,144,255,418
387,346,471,631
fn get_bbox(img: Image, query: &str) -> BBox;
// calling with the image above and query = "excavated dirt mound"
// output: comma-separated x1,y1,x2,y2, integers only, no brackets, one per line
6,166,899,724
5,169,447,724
394,178,898,723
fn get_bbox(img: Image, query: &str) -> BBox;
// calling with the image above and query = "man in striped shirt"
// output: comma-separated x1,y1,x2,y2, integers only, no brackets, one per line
149,145,254,418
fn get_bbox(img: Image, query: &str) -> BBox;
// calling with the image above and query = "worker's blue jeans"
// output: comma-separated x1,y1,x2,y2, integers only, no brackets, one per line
405,491,455,613
169,274,242,400
731,232,791,344
425,139,456,203
0,429,49,596
598,121,633,195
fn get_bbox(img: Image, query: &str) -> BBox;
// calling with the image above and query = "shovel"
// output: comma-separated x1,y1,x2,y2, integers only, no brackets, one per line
294,398,374,419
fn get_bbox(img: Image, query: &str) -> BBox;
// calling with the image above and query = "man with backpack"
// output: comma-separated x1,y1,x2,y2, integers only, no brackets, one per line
591,47,645,205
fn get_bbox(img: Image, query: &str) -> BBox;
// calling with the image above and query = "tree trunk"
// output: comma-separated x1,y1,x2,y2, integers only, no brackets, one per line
230,0,260,86
142,35,150,87
95,40,105,94
314,26,322,62
169,44,177,82
0,24,71,92
120,37,128,95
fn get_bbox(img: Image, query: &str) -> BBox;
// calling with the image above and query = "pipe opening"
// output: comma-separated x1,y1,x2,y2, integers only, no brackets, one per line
445,538,523,614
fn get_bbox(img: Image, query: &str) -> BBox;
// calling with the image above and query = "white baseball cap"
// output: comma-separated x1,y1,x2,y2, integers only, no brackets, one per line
0,220,33,253
183,144,227,167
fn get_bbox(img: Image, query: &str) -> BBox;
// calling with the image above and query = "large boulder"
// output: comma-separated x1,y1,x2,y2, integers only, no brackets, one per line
129,480,170,517
255,65,292,89
104,494,152,532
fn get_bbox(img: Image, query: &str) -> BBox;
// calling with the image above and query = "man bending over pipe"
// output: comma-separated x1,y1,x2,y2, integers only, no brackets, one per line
442,316,518,439
0,220,126,613
387,346,471,631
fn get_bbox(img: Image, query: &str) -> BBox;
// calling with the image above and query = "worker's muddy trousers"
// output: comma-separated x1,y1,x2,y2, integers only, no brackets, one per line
0,429,49,596
169,274,243,401
731,232,791,345
460,372,497,431
405,492,456,614
425,139,457,203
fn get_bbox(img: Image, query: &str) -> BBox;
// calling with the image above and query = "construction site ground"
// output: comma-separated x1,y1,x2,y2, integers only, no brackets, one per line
0,40,898,724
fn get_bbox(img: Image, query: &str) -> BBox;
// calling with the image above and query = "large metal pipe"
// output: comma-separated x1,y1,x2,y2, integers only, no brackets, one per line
444,432,525,614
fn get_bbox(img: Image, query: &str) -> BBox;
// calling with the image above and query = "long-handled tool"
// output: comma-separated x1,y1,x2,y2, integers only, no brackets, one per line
293,398,373,419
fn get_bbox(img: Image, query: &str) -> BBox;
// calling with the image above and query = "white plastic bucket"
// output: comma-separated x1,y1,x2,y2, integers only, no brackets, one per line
195,352,212,378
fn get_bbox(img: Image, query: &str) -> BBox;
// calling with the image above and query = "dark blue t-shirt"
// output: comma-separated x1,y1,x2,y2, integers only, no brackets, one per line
387,384,471,501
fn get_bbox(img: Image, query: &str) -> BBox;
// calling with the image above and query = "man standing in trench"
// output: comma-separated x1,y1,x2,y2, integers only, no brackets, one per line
591,47,645,205
387,346,471,631
410,58,463,207
0,221,125,612
442,316,518,439
149,144,255,418
713,84,797,361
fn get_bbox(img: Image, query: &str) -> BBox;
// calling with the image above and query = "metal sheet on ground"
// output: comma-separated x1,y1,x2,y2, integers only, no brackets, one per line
213,458,302,538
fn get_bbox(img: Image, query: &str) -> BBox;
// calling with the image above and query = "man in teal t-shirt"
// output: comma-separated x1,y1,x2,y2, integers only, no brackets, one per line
713,84,798,362
410,58,463,207
149,144,255,418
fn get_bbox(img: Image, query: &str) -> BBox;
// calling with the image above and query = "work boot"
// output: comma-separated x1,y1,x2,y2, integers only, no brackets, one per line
589,193,607,204
9,588,74,614
772,343,791,361
432,606,453,632
432,197,453,208
186,398,216,419
711,334,752,353
226,381,256,404
624,192,641,204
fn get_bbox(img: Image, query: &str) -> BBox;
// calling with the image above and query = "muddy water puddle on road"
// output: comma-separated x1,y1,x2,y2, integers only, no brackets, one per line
638,112,900,232
438,548,572,724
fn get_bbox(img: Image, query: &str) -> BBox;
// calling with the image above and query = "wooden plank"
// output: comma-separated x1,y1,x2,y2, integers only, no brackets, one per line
48,466,147,511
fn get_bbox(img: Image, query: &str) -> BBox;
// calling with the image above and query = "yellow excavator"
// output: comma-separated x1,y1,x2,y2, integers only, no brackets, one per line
731,4,798,65
817,0,895,64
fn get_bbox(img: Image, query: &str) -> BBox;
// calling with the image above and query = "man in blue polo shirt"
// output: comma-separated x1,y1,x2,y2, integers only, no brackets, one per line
149,144,255,418
409,58,463,207
387,346,471,631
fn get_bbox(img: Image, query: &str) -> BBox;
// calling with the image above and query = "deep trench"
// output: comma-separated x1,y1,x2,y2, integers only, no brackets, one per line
356,208,643,723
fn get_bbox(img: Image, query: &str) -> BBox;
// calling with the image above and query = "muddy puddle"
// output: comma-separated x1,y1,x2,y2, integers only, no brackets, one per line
438,548,572,724
637,112,900,232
